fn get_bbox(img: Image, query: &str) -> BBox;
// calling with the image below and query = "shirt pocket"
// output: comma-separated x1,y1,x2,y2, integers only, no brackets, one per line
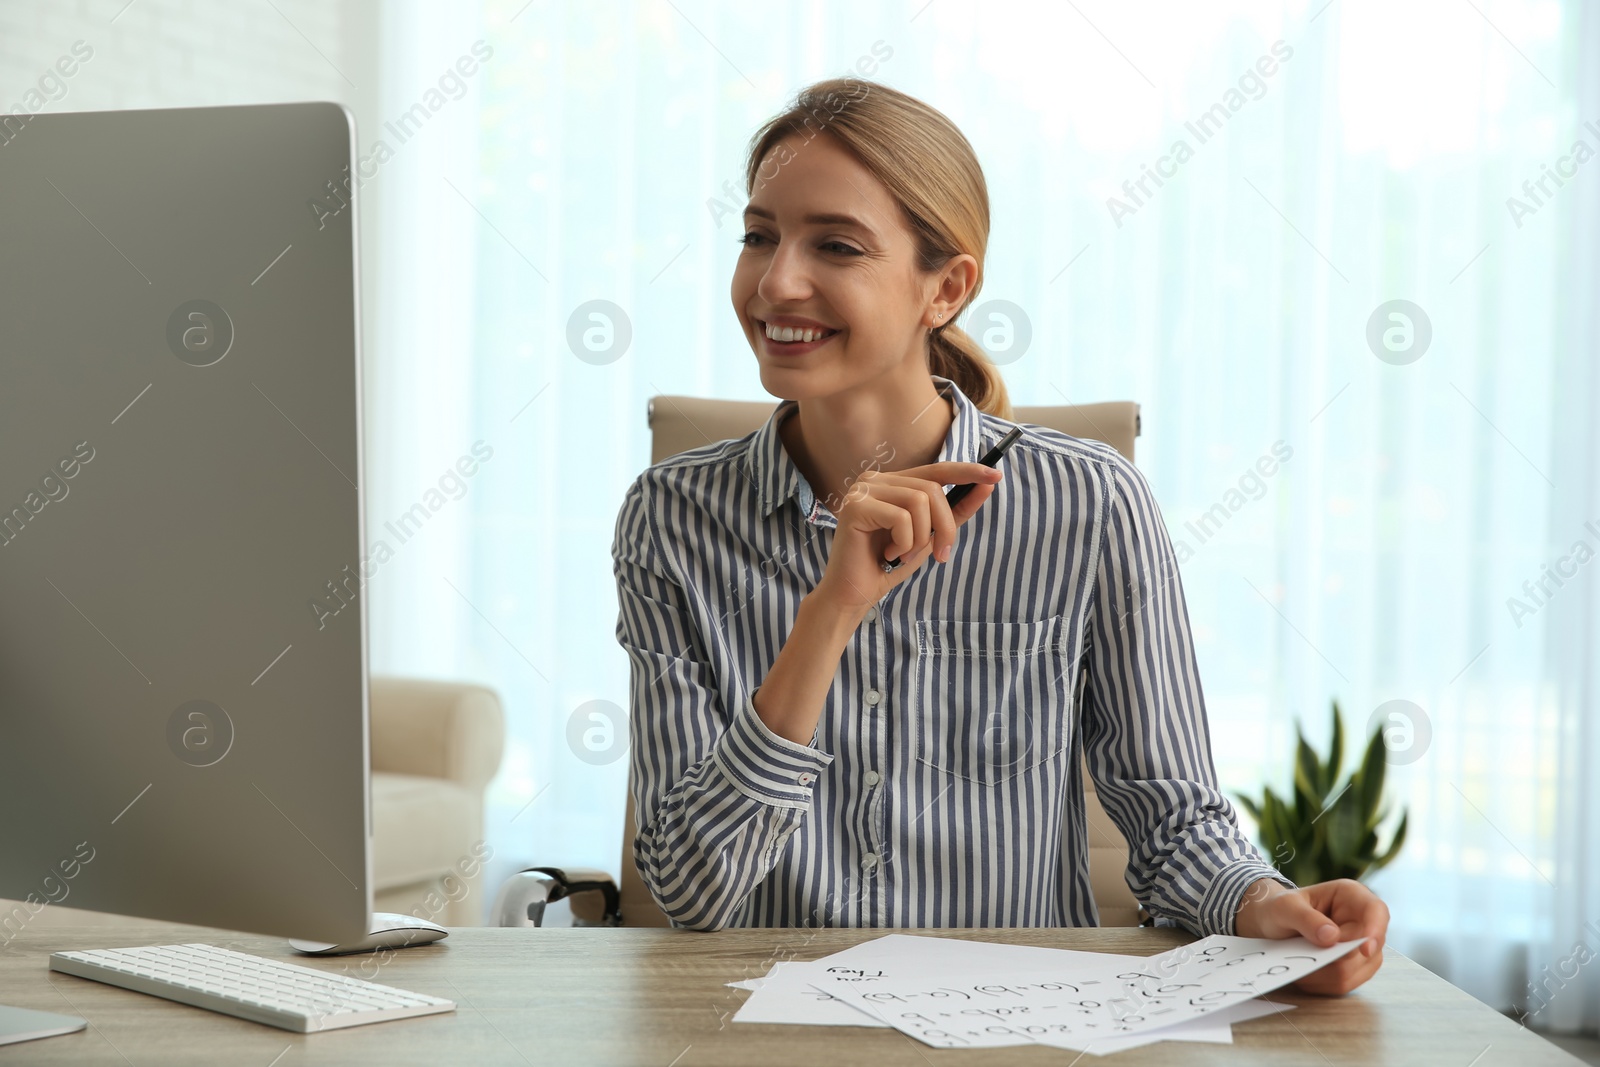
911,614,1075,786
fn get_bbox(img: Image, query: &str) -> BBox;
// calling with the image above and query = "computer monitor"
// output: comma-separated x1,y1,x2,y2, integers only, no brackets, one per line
0,102,370,945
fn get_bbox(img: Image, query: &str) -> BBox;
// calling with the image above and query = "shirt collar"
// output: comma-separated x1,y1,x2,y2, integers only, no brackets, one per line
746,375,985,525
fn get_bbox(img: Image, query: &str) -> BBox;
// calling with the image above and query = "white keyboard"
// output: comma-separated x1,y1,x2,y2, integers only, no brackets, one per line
49,943,455,1033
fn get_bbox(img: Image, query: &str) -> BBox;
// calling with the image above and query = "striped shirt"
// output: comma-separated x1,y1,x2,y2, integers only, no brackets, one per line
612,374,1292,933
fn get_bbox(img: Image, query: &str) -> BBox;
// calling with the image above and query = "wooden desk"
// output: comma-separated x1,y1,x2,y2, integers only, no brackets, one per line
0,922,1581,1066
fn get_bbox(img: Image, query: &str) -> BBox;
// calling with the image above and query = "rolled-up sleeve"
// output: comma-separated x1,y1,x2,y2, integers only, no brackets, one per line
1080,452,1294,936
612,473,832,930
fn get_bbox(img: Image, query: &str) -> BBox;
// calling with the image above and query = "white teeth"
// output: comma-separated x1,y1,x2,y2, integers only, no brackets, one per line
764,322,834,343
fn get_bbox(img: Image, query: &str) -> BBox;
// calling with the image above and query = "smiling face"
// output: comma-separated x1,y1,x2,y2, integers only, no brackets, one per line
732,132,953,401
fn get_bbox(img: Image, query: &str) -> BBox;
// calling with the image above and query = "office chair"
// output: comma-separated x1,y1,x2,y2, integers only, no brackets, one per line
495,391,1145,929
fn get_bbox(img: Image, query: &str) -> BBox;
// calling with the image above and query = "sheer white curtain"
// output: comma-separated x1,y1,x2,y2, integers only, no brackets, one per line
364,0,1597,1023
1532,0,1600,1033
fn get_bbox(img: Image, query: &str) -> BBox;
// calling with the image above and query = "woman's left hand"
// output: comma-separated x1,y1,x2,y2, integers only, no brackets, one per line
1234,877,1390,995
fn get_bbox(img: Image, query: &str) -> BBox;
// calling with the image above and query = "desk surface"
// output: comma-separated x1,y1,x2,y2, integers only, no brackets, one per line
0,921,1580,1066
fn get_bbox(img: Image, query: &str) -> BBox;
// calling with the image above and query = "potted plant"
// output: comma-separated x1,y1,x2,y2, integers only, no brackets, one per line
1233,699,1408,886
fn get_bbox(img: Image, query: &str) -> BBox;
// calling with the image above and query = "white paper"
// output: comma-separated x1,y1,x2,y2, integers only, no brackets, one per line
730,960,889,1027
1045,998,1296,1056
821,932,1145,970
733,935,1154,1032
819,936,1363,1050
728,932,1327,1055
730,981,1290,1053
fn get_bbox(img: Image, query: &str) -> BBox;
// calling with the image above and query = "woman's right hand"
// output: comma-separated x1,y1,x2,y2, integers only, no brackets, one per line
813,462,1005,616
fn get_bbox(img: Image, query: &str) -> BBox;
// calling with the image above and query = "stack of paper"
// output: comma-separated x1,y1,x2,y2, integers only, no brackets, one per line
729,933,1364,1055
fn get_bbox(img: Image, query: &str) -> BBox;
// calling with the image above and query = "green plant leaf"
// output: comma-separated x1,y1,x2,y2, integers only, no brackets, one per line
1358,727,1388,830
1261,790,1293,870
1288,850,1324,888
1296,734,1325,805
1325,779,1365,870
1291,774,1315,825
1258,790,1282,847
1329,699,1345,785
1245,698,1410,886
1367,812,1408,875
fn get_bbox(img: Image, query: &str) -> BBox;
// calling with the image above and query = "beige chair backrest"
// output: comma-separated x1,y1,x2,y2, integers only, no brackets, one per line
621,393,1143,928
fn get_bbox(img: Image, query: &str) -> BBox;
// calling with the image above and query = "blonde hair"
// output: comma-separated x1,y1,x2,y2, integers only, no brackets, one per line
743,78,1014,422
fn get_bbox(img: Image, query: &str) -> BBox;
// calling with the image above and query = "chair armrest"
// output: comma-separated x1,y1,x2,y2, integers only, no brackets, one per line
491,867,621,927
368,676,504,790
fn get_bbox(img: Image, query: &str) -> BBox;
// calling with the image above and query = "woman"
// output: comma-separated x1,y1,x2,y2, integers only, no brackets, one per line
612,77,1388,995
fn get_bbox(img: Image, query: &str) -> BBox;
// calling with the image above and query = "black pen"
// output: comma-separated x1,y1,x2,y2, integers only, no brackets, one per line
883,425,1024,572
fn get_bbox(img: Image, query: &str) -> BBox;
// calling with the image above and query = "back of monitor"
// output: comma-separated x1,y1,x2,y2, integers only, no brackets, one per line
0,102,370,943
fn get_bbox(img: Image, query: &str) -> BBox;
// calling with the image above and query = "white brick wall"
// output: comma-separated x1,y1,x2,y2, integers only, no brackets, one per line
0,0,369,118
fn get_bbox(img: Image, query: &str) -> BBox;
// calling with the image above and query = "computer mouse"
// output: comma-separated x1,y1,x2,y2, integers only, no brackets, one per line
288,913,449,956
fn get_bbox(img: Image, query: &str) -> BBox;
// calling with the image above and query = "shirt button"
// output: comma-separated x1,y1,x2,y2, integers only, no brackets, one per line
864,689,881,706
864,607,879,623
863,770,881,787
861,852,879,870
796,772,815,786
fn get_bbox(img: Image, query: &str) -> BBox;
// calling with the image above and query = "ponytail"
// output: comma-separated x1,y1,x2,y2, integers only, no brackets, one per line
929,320,1013,422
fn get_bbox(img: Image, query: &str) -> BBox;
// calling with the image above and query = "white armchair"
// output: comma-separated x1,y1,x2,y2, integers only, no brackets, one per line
369,676,505,927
